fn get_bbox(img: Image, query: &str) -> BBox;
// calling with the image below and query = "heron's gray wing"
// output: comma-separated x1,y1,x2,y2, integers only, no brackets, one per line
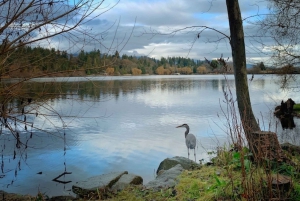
186,134,196,149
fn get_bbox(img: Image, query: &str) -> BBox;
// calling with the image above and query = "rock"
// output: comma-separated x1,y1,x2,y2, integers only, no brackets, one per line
145,164,184,191
156,156,200,174
111,173,143,191
72,171,128,197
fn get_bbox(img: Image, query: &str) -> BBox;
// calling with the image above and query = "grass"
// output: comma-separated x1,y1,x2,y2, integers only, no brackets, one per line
105,147,300,201
106,166,227,201
294,104,300,112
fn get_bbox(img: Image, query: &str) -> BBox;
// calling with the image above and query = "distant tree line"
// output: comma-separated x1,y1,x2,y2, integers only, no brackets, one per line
2,45,235,77
4,45,294,77
247,62,300,74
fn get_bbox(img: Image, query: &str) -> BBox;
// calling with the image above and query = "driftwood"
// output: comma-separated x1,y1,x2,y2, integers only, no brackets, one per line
274,98,295,117
52,171,72,184
274,98,296,129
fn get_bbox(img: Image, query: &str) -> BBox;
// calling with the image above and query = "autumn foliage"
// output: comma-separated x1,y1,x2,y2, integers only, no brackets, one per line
156,66,193,75
197,66,207,74
106,67,115,75
177,67,193,74
131,68,142,75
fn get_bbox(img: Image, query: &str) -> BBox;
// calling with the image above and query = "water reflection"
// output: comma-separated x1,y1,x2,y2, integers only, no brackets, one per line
22,75,237,101
280,115,296,129
0,75,299,197
251,77,266,88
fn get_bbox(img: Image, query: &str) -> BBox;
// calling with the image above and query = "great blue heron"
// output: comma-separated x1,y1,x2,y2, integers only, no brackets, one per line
176,123,196,162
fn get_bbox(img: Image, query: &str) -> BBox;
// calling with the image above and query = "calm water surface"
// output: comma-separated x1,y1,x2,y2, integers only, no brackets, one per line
1,74,299,196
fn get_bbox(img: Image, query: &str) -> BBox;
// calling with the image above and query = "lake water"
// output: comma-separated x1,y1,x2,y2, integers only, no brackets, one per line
0,74,299,197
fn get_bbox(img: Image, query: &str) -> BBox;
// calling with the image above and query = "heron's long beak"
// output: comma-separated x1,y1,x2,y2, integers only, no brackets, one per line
176,125,182,128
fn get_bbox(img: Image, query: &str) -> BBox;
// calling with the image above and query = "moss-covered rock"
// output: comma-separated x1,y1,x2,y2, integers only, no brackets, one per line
111,174,143,192
145,164,184,191
156,156,200,175
72,171,128,198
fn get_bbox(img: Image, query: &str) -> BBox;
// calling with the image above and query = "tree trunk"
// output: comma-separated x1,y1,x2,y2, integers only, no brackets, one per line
226,0,261,142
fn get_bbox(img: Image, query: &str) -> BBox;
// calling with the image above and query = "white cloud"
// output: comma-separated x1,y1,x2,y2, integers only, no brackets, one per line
44,0,273,62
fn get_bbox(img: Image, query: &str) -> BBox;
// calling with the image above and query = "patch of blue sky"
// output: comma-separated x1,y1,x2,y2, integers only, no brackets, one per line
193,7,270,26
193,12,218,20
192,12,229,29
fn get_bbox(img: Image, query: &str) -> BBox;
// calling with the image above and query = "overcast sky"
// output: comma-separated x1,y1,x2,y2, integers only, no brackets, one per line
55,0,273,64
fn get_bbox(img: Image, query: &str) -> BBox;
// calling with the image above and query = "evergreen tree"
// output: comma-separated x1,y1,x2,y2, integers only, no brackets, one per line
259,62,266,70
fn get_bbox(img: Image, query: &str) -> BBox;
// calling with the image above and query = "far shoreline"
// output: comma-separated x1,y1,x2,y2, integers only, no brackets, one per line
0,72,289,80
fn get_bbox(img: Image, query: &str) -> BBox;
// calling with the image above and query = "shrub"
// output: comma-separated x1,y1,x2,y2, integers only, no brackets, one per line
106,67,114,75
131,68,142,75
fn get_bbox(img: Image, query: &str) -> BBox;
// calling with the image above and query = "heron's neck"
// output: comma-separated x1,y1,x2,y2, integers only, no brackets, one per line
184,127,189,138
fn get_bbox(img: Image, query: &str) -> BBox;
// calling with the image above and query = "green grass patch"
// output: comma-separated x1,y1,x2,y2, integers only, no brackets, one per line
106,147,300,201
294,104,300,112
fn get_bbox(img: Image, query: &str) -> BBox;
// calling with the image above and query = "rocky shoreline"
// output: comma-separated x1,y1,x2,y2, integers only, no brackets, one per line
1,156,201,200
2,142,300,200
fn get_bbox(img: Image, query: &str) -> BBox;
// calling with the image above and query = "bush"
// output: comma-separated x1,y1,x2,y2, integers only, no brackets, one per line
106,67,114,75
131,68,142,75
197,66,207,74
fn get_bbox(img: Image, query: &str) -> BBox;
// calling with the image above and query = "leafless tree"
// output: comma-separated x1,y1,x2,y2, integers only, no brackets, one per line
260,0,300,66
0,0,131,185
258,0,300,89
1,0,111,60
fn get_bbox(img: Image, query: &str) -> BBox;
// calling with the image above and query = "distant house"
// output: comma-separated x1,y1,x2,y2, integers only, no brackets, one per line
174,73,180,75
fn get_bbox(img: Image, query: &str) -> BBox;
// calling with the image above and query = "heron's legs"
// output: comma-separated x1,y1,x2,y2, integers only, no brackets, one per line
187,148,190,159
194,149,196,162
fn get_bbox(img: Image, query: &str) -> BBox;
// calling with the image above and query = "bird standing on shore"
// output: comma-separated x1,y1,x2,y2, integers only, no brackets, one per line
176,124,196,162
